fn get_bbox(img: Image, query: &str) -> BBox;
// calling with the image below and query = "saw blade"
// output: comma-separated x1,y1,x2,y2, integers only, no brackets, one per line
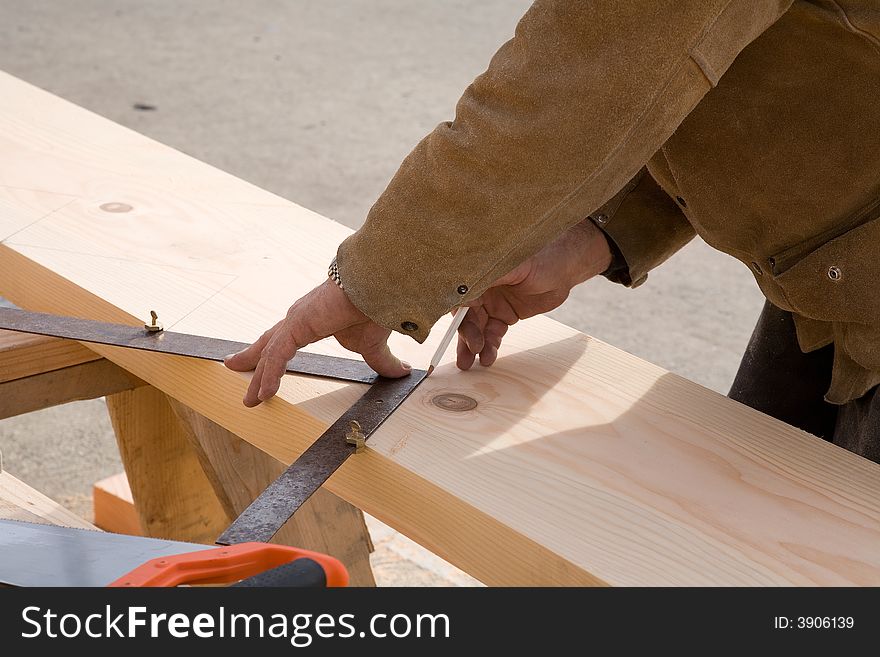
0,519,210,587
217,368,428,545
0,307,378,384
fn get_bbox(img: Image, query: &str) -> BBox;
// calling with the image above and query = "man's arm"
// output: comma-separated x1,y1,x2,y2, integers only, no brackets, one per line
337,0,792,343
228,0,792,406
456,166,696,368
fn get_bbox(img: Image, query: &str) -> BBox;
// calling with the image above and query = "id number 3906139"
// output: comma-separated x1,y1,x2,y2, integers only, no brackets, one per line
773,616,854,630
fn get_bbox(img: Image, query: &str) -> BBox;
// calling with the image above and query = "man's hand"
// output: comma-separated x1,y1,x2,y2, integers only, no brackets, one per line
224,279,410,407
457,219,613,370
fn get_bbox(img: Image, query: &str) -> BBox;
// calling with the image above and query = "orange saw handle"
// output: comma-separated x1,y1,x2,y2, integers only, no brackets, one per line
108,542,348,587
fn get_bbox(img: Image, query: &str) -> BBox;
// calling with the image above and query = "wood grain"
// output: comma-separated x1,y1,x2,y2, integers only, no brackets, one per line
0,470,94,529
0,329,99,384
92,472,143,536
1,70,879,585
105,386,230,543
0,359,144,419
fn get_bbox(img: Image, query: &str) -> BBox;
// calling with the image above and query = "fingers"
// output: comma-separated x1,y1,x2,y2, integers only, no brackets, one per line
456,332,477,370
482,292,520,326
240,326,300,408
226,320,295,407
478,318,509,367
255,328,300,402
456,304,513,370
456,306,487,370
224,314,302,407
223,320,283,372
458,306,487,355
360,340,412,378
242,358,267,408
226,282,363,407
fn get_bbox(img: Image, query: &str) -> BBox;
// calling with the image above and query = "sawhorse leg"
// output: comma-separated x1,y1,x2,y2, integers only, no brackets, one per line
105,386,375,586
105,386,229,543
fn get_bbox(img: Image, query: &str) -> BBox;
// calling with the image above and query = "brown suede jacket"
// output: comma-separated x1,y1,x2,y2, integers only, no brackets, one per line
336,0,880,405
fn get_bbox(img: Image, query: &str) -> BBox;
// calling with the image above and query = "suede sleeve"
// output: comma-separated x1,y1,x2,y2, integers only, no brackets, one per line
595,168,696,288
337,0,793,342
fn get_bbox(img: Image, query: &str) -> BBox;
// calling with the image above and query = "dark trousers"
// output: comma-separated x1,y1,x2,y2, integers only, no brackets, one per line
728,301,880,464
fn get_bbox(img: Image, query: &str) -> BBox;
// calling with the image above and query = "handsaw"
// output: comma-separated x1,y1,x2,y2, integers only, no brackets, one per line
0,519,347,587
0,307,435,544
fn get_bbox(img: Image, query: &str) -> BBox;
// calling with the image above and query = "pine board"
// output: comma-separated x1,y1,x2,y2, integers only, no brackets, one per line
1,70,879,585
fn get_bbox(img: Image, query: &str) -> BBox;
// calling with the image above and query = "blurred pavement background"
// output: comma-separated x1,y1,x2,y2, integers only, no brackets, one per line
0,1,765,585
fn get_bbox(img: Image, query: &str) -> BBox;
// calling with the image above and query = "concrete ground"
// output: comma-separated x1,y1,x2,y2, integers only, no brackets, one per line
0,1,765,585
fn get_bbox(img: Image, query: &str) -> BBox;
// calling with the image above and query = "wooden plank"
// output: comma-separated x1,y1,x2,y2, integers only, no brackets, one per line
0,359,145,419
169,401,376,587
0,329,99,384
1,70,880,585
0,186,75,247
105,386,230,544
0,470,94,529
92,472,143,536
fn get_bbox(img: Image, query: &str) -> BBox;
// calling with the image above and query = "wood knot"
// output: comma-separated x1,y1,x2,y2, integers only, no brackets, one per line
431,393,477,412
99,202,133,213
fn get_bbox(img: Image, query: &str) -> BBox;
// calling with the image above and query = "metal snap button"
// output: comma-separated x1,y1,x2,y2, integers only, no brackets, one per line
827,266,842,281
401,321,419,332
593,213,608,225
457,285,468,295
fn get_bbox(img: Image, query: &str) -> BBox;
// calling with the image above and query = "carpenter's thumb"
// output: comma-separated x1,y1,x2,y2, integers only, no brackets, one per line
360,342,412,378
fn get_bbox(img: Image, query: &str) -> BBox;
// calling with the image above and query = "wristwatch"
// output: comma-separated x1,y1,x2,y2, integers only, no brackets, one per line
328,256,344,290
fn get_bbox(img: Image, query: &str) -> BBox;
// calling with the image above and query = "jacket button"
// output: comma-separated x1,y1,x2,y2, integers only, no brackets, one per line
401,321,419,332
457,285,468,295
593,213,609,225
751,261,763,275
827,266,842,281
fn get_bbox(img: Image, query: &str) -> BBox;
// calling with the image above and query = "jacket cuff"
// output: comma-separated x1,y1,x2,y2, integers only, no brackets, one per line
335,234,437,343
593,168,696,288
596,227,631,286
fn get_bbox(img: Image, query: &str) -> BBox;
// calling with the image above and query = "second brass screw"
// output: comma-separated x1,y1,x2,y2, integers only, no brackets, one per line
145,310,164,333
345,420,366,453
